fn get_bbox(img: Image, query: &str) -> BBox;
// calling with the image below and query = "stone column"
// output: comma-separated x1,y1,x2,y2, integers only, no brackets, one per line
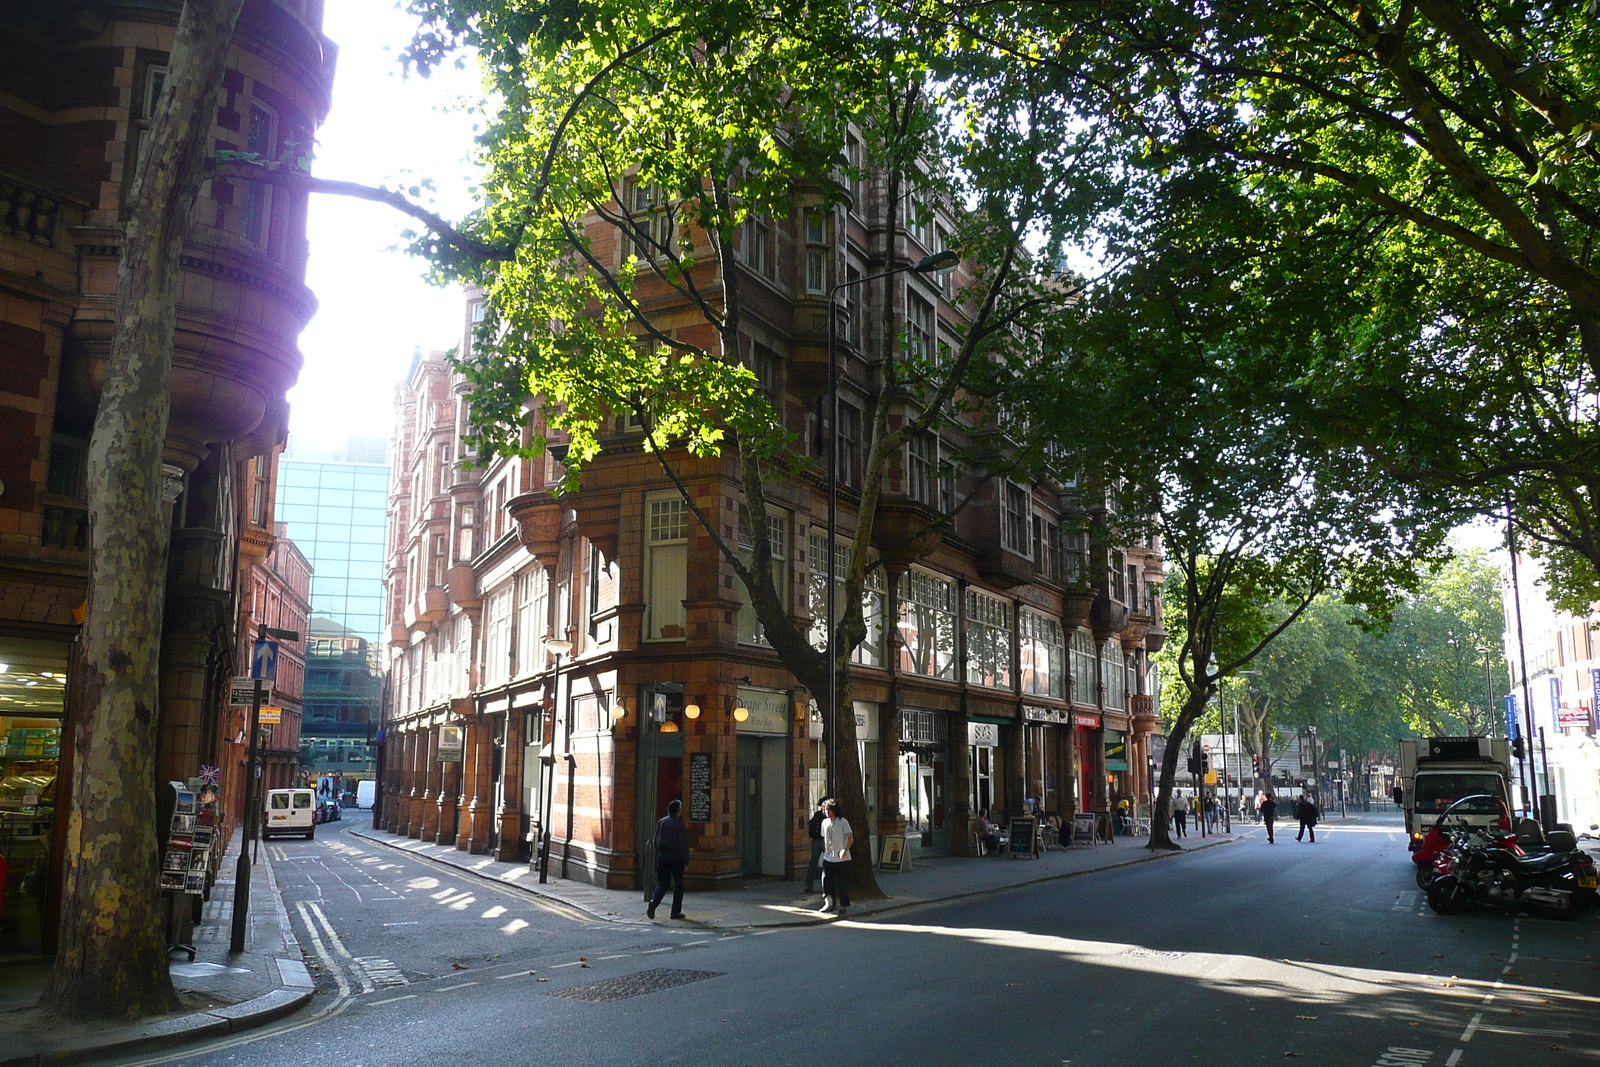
459,715,493,853
396,729,418,835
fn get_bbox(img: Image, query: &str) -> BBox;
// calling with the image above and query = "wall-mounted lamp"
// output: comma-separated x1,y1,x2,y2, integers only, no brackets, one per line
684,703,701,720
733,705,749,723
611,702,626,721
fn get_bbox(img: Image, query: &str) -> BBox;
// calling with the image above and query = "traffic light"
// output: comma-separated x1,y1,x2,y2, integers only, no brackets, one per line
1188,741,1203,774
1511,737,1525,759
1251,754,1261,776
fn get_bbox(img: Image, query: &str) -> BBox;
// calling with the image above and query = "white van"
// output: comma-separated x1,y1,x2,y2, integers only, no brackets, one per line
263,788,316,840
355,780,376,810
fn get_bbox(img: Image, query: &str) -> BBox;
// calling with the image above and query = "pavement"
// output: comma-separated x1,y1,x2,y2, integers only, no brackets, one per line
345,813,1254,929
0,830,313,1067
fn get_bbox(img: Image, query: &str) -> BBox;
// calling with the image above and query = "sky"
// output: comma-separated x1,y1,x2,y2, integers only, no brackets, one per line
286,0,484,453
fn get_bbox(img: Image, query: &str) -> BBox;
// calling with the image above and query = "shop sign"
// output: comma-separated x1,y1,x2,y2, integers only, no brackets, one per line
688,752,713,821
736,687,789,736
1023,705,1070,725
807,701,880,741
968,722,999,747
1504,694,1520,738
258,705,282,725
437,725,465,762
1557,705,1591,729
1104,731,1128,771
1073,713,1101,730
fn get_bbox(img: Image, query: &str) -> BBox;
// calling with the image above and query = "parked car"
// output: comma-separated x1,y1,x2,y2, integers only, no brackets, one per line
315,797,341,824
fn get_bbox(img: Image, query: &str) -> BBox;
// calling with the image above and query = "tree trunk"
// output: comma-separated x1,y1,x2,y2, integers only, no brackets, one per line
1146,687,1212,852
42,0,244,1020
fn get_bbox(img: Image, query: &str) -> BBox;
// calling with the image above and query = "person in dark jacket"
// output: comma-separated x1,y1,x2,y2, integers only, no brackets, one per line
1259,792,1278,843
1295,792,1320,843
803,798,829,893
648,799,690,919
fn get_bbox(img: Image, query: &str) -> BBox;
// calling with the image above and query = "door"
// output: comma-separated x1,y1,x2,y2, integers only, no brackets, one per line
737,736,761,876
917,765,935,846
488,716,506,852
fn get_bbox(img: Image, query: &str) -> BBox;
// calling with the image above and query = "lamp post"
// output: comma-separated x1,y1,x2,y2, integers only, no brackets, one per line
824,247,959,796
539,636,572,884
230,625,300,954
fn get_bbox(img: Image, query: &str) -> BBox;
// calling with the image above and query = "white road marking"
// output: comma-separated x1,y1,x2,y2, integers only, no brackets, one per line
304,900,376,995
368,994,417,1006
382,921,419,926
436,982,479,991
1444,1051,1461,1066
683,940,709,946
551,961,582,969
294,900,351,1000
596,954,629,960
1458,1013,1481,1042
641,947,674,954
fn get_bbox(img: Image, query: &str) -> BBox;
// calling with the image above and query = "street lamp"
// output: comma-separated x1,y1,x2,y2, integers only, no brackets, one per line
824,247,959,795
539,636,572,884
230,624,300,954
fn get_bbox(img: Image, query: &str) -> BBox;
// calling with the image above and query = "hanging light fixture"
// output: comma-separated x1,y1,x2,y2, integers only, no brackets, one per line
733,704,749,722
684,703,701,720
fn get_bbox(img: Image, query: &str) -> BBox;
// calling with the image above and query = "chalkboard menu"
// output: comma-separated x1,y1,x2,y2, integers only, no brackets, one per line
1008,818,1036,858
688,752,713,822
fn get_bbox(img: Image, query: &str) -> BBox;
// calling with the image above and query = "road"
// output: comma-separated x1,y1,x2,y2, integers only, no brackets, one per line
113,812,1597,1067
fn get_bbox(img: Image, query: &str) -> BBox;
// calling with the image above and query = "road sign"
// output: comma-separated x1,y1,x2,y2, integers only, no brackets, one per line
1201,744,1212,753
251,639,279,682
229,677,267,707
259,706,282,725
1204,771,1218,784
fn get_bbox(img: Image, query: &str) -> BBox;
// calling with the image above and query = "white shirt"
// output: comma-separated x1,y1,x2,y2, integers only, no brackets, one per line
821,815,853,863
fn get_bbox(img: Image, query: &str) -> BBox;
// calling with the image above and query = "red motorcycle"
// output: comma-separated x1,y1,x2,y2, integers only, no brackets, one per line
1412,795,1515,889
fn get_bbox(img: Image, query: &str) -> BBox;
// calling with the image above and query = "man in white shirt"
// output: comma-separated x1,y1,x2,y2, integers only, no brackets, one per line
818,800,853,915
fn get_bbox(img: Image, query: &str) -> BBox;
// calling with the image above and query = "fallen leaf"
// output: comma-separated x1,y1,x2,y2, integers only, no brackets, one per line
537,977,549,982
1319,941,1332,946
1549,1046,1564,1052
451,962,467,970
1432,954,1444,959
1408,1022,1421,1027
528,970,537,975
1509,1010,1524,1016
580,963,591,969
1294,1015,1318,1020
579,957,588,961
1284,1054,1302,1058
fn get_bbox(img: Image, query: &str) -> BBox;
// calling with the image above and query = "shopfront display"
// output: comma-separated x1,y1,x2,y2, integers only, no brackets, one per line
898,708,948,853
1073,712,1101,815
0,637,68,958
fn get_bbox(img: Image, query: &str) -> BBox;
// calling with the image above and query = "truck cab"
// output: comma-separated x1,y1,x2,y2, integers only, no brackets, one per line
1398,737,1512,849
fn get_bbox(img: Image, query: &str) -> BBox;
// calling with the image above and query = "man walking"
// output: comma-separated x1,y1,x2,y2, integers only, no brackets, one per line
818,799,854,915
1259,791,1278,843
1171,791,1188,838
1296,791,1320,842
648,799,689,920
803,798,828,894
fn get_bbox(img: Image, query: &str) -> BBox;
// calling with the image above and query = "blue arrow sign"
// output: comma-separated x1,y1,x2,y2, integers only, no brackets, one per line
251,639,278,682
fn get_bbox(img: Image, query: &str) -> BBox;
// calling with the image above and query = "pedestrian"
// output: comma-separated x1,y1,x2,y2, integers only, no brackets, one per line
803,797,828,894
1259,791,1278,843
1205,793,1219,832
647,798,689,920
818,799,854,915
1296,791,1320,843
1171,791,1188,838
1254,790,1267,824
975,808,1001,855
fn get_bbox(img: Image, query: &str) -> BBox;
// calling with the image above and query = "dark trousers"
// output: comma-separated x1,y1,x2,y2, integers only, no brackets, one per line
651,854,685,915
822,859,851,908
804,839,823,890
1173,810,1187,837
1297,819,1315,842
1263,814,1275,842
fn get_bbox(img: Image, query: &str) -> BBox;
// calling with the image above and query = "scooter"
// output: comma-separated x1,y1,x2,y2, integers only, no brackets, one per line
1412,795,1516,889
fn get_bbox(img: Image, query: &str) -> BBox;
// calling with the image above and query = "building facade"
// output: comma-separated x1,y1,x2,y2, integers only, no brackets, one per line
276,435,389,781
380,178,1165,891
0,0,333,956
1501,552,1600,832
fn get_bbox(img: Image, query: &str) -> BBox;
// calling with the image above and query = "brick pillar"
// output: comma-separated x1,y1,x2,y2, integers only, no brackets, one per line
437,726,461,846
496,713,525,862
459,715,493,853
396,729,417,835
419,725,441,839
877,696,904,839
407,727,428,837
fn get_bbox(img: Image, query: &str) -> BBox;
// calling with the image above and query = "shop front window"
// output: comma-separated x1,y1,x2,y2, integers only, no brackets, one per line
0,637,68,956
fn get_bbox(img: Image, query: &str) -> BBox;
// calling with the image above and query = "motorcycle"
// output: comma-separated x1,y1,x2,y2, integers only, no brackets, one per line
1412,795,1515,889
1426,802,1599,917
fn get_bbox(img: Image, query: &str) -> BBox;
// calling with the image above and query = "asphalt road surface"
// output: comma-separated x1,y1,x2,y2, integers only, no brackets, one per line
113,812,1598,1067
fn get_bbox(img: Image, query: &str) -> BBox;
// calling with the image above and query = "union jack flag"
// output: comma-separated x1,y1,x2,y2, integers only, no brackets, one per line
198,765,220,784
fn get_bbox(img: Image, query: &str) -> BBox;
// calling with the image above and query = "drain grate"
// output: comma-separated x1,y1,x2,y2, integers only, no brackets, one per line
544,967,725,1003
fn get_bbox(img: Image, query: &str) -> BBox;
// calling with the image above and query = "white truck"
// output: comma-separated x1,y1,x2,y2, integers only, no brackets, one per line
1397,737,1513,850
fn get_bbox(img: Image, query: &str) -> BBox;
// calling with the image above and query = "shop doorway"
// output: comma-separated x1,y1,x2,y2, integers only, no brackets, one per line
737,738,761,876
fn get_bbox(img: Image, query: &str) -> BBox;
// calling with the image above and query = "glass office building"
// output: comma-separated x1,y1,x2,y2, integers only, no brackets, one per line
278,436,390,784
277,436,390,642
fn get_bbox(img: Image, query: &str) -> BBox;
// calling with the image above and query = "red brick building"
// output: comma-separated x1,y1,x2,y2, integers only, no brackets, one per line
380,173,1166,892
0,1,333,956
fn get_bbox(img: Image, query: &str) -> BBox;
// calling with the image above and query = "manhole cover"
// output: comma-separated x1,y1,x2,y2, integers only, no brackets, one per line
544,968,725,1002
